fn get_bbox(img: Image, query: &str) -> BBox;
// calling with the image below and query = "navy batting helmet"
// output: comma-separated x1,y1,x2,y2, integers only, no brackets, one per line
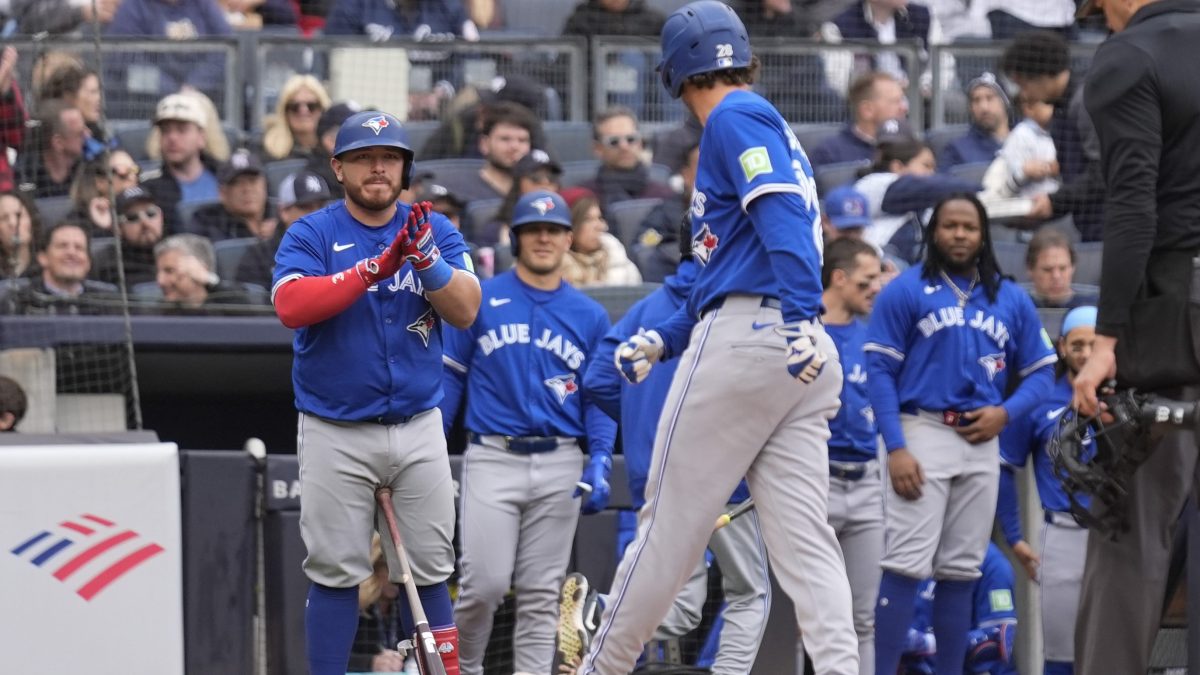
332,110,415,188
510,190,572,256
658,1,752,99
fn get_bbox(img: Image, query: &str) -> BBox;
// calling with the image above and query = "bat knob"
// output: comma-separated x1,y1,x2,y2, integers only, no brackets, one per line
714,514,730,530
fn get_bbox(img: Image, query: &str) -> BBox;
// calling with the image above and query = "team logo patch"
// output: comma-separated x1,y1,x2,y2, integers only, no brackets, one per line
691,223,719,266
544,373,579,405
362,114,390,135
738,146,773,182
860,405,875,426
407,308,437,347
989,588,1014,612
10,513,165,601
978,352,1006,382
530,196,556,216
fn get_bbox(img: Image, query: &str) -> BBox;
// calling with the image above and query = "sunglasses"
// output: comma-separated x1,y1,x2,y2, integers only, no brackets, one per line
121,206,160,224
599,133,641,148
286,101,321,114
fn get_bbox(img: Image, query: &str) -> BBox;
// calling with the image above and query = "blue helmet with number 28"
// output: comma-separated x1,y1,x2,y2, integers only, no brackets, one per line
657,1,753,99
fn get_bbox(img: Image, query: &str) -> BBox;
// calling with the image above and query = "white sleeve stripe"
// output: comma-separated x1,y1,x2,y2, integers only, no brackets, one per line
270,273,304,305
740,183,806,212
442,355,468,374
1018,353,1058,377
863,343,905,362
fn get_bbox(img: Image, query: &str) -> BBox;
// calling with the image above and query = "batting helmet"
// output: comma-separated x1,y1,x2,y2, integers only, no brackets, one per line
509,190,572,256
332,110,415,188
658,0,752,99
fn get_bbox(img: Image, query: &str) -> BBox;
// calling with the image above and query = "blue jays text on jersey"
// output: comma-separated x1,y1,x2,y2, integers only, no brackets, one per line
655,89,826,355
272,200,474,422
825,319,877,462
863,266,1057,450
439,269,615,447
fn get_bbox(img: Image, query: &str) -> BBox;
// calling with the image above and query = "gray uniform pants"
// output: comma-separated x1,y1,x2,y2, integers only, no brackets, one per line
1039,514,1087,663
1075,427,1199,674
652,505,772,675
454,438,583,675
580,296,859,675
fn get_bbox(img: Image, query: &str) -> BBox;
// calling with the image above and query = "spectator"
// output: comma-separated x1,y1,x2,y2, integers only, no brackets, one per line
987,93,1059,200
419,75,549,160
821,184,872,242
105,0,232,99
563,0,665,35
93,185,165,288
235,170,332,288
0,221,119,315
984,0,1076,39
349,534,406,673
826,0,943,90
0,47,27,194
67,150,140,237
18,100,90,199
30,51,84,103
324,0,479,41
809,72,908,168
145,89,231,163
189,149,276,241
260,75,331,161
38,62,108,155
577,106,674,217
1001,31,1104,241
938,73,1010,170
0,375,27,431
559,188,641,287
0,191,41,280
1023,227,1097,310
634,141,697,283
730,0,820,36
153,233,253,311
487,148,562,247
1,0,121,34
141,93,222,232
217,0,297,29
438,101,536,205
854,137,980,264
307,100,360,199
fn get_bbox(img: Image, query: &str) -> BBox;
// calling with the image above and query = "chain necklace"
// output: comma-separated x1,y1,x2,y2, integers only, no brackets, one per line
939,270,978,308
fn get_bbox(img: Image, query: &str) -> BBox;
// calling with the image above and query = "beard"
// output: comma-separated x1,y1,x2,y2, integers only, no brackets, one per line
345,178,403,212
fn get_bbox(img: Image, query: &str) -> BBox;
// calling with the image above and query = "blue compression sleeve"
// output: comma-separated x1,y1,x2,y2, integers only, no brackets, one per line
997,466,1024,546
867,350,907,451
584,400,617,457
582,332,623,421
1002,364,1054,423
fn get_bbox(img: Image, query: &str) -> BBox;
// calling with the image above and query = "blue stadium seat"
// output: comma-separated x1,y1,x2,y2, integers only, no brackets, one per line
412,159,486,187
607,198,663,248
992,240,1029,282
560,160,600,189
1073,241,1103,287
35,196,74,227
815,161,867,197
214,237,258,283
543,122,596,163
927,124,969,161
264,158,308,196
791,122,844,153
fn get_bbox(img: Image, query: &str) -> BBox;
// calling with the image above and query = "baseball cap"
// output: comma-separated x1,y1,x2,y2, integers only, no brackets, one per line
318,101,362,139
966,71,1011,107
1060,305,1098,337
278,171,332,208
217,149,265,184
511,190,572,229
115,185,156,212
513,149,562,180
876,118,917,145
154,93,207,129
416,181,466,209
823,186,872,230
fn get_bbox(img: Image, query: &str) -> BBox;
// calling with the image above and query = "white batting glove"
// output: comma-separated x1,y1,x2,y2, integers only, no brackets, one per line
615,329,664,384
776,321,828,384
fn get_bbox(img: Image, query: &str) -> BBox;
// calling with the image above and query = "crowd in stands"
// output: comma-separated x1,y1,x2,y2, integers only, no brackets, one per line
0,0,1108,321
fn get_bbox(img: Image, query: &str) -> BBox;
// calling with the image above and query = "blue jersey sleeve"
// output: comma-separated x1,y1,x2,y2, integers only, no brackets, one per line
583,308,617,456
438,321,477,436
272,217,328,291
865,279,918,450
430,211,476,275
584,311,644,422
1001,291,1058,422
975,545,1018,624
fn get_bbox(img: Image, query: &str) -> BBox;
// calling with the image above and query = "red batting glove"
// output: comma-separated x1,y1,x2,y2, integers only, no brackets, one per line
402,201,442,272
353,226,409,287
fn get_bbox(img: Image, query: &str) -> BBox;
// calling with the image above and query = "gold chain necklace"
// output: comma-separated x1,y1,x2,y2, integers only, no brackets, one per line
939,270,978,308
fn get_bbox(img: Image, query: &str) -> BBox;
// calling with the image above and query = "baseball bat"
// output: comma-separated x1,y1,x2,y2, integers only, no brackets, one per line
713,498,756,531
375,487,448,675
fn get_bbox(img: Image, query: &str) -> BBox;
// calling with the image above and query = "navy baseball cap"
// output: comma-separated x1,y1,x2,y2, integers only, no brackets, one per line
115,185,156,212
513,148,562,180
511,190,572,230
278,171,332,207
217,149,265,184
823,186,872,230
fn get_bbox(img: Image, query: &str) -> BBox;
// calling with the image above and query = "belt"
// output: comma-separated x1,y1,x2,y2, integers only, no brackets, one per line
701,294,781,316
902,405,971,427
829,460,871,481
469,432,567,454
1044,510,1084,529
372,414,416,425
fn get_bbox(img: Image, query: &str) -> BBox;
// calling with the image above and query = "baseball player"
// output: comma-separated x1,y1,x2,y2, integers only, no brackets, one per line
997,305,1097,675
901,542,1019,675
798,237,883,675
271,110,481,675
575,253,772,675
438,189,616,675
564,3,859,673
865,193,1056,674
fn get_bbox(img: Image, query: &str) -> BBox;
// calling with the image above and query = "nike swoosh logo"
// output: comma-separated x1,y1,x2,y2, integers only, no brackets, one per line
333,242,355,252
751,321,778,330
923,285,941,295
488,297,511,307
1047,406,1068,420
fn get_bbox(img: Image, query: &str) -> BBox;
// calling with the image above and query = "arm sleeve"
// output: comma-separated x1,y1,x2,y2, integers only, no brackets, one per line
1002,295,1058,421
1084,44,1160,336
864,282,914,451
997,466,1024,546
653,301,699,361
584,309,617,455
1001,365,1053,424
880,175,982,215
0,82,26,150
746,190,824,322
584,324,630,422
937,140,963,171
438,321,475,436
998,128,1031,185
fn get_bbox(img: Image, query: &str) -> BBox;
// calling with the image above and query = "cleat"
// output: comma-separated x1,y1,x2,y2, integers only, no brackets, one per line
552,572,595,673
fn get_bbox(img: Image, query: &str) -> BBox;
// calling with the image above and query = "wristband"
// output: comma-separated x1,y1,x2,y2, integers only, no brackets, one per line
416,256,454,292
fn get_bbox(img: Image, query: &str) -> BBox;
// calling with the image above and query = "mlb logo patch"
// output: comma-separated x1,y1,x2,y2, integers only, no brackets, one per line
362,115,390,135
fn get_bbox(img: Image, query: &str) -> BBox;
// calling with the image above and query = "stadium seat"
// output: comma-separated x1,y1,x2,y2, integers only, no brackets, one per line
90,237,116,263
264,158,308,196
411,159,485,187
113,122,153,161
501,0,575,36
1038,307,1070,339
791,122,844,153
992,240,1029,282
1073,241,1103,287
927,124,969,160
582,283,662,323
948,161,990,187
34,196,74,227
646,0,693,15
607,198,663,248
214,237,258,283
815,161,867,197
404,121,440,159
543,122,596,164
178,200,221,231
463,198,504,242
560,160,600,189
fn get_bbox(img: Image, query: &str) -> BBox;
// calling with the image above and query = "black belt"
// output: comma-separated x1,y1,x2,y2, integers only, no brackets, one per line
901,405,971,427
1044,510,1084,528
829,460,870,481
469,432,563,454
702,295,781,316
373,414,416,425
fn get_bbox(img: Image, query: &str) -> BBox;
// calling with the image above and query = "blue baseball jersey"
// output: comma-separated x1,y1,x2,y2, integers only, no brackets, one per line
825,320,877,462
584,261,750,509
658,89,822,352
1000,376,1092,515
273,200,474,421
440,270,615,449
864,266,1057,450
